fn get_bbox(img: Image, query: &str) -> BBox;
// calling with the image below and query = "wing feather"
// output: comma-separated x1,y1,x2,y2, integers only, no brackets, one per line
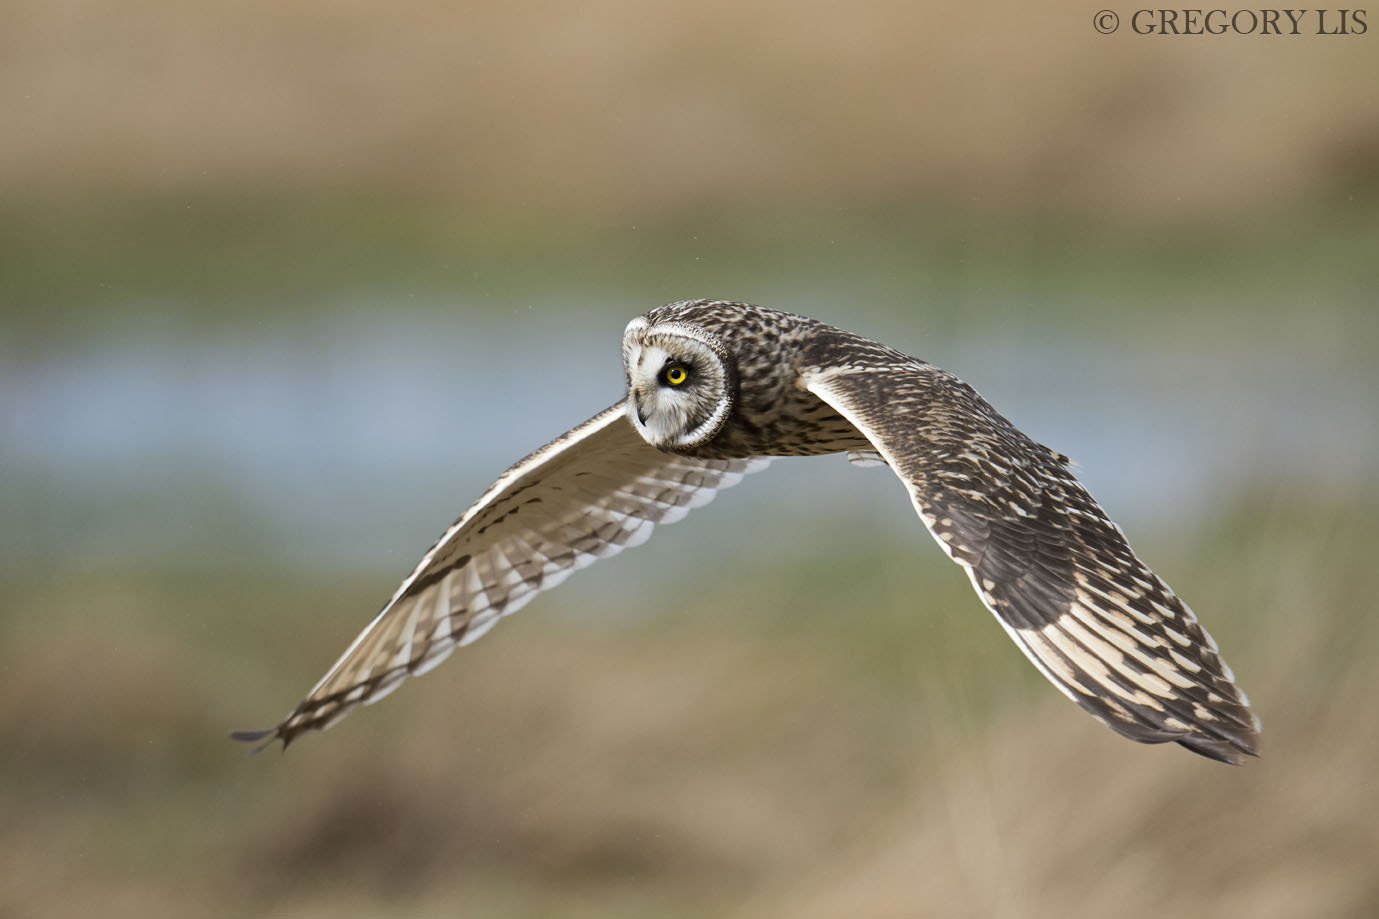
804,363,1260,763
234,401,768,749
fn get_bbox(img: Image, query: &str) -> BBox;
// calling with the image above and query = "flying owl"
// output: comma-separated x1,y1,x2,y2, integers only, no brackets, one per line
234,300,1260,763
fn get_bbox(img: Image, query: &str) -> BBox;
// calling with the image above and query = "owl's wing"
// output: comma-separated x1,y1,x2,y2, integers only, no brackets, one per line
804,363,1260,763
233,401,768,750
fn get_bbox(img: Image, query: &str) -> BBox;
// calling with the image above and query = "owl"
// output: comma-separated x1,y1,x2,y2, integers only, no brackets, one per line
234,300,1260,764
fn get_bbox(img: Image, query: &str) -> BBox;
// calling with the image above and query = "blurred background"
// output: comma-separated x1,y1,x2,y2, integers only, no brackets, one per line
2,1,1377,916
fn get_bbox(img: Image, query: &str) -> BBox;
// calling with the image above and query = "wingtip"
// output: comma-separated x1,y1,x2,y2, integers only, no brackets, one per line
1176,727,1261,765
229,726,284,756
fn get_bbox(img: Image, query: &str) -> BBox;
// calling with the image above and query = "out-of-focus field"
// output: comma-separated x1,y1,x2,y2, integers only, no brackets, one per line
3,0,1377,331
2,0,1376,916
3,495,1378,917
5,0,1377,212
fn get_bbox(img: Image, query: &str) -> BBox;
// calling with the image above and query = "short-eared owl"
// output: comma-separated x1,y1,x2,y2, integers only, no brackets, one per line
235,300,1260,763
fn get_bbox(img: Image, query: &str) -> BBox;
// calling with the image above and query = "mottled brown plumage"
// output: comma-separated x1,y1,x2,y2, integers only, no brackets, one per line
236,300,1259,763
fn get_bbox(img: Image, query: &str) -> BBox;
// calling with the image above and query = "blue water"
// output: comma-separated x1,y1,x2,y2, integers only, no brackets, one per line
2,303,1371,575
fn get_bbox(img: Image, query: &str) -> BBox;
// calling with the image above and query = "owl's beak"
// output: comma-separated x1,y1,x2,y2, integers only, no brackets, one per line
632,393,648,425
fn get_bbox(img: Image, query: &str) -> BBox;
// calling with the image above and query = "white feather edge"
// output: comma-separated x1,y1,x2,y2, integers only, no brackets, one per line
294,401,771,711
802,368,1089,708
811,370,1263,759
293,404,626,703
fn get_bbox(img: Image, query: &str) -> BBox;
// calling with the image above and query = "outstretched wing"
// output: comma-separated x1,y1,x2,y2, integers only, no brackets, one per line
234,401,768,750
804,363,1260,763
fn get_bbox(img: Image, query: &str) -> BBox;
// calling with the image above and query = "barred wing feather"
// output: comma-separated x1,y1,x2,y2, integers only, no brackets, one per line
805,364,1260,763
233,402,768,749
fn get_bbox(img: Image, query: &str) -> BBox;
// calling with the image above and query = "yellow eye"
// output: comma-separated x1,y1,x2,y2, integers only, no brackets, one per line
661,363,689,386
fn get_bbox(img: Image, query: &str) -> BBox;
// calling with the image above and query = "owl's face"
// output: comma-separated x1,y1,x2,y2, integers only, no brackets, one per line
622,316,737,449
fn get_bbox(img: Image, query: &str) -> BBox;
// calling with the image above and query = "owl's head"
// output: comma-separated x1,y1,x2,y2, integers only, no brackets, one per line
621,316,737,449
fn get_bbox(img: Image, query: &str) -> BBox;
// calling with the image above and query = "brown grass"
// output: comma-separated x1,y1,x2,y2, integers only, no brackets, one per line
2,496,1375,917
3,0,1376,218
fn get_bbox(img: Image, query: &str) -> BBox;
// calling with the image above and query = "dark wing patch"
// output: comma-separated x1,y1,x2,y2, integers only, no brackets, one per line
805,364,1260,764
234,402,768,750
